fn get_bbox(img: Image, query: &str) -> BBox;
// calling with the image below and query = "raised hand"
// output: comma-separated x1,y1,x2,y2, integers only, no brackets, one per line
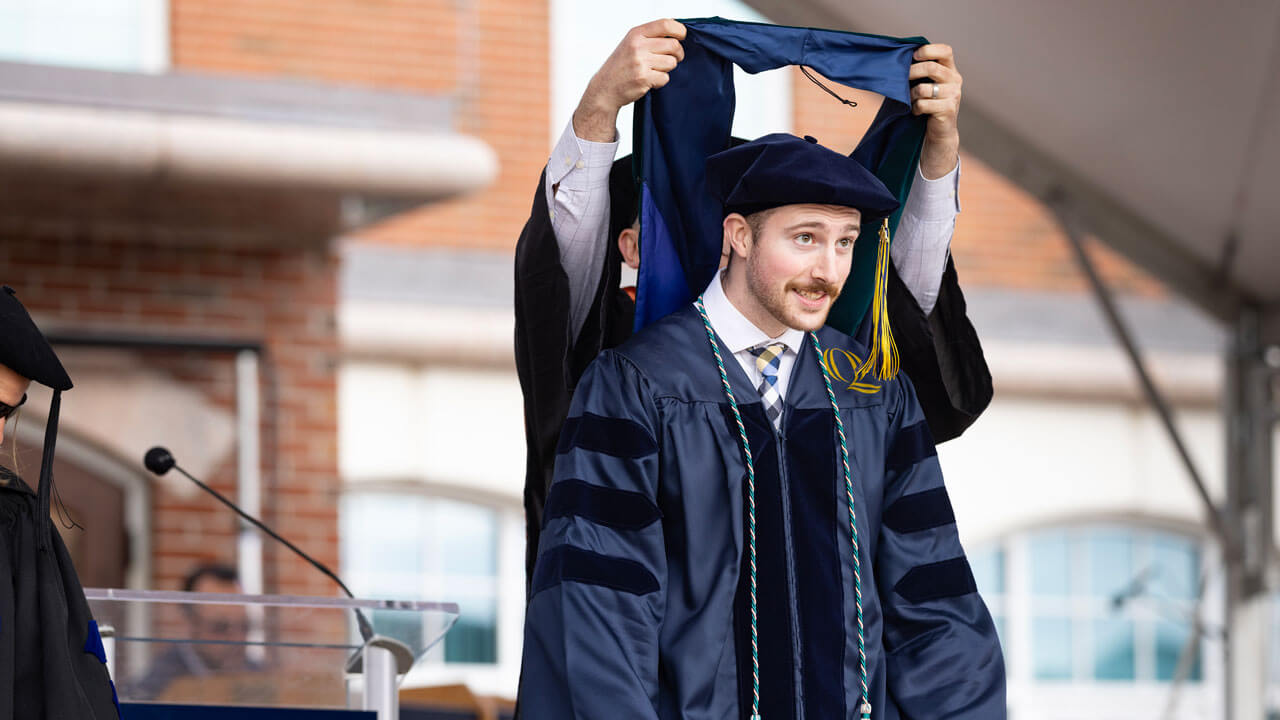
573,19,687,142
909,43,963,179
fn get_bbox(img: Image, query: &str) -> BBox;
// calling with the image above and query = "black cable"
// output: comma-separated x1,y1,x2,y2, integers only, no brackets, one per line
800,66,858,108
170,464,376,643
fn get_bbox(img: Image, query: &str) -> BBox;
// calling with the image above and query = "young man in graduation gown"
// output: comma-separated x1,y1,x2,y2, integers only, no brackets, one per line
520,134,1005,719
0,285,120,719
514,19,991,589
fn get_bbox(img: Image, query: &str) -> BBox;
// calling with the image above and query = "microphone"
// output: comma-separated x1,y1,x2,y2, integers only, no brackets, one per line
145,446,375,643
144,446,175,475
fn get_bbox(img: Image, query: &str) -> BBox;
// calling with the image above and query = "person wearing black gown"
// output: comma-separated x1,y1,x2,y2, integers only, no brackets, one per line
0,284,120,719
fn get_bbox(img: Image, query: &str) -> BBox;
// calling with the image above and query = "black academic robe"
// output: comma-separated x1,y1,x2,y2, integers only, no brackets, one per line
514,174,992,590
0,466,120,719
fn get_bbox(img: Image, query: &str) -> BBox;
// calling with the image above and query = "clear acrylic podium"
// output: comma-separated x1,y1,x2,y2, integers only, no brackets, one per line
85,588,460,720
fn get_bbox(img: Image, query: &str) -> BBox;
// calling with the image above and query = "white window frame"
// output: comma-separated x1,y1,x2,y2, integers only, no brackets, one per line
339,482,525,698
0,0,169,74
975,519,1224,720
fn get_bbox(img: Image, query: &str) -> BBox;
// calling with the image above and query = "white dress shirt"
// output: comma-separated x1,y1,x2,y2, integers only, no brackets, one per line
700,269,805,401
891,160,962,314
545,121,619,342
545,120,960,341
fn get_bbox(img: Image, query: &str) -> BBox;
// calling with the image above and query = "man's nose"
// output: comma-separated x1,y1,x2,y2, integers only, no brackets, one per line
811,246,839,282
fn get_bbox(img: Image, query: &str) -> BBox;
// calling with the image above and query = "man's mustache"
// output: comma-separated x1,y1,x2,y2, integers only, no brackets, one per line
788,281,841,299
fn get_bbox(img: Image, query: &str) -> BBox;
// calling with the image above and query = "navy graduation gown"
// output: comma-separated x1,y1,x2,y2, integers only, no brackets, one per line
521,306,1005,719
513,172,992,594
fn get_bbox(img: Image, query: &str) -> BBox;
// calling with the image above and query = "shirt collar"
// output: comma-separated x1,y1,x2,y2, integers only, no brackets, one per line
700,270,805,356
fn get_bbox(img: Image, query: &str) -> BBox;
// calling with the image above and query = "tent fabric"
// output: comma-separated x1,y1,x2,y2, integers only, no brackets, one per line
633,17,929,337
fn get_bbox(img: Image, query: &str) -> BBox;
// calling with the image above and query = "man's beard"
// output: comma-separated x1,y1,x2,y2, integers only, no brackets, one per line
746,255,842,332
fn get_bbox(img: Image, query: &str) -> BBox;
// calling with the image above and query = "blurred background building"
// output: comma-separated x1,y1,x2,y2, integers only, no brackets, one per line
0,1,1276,718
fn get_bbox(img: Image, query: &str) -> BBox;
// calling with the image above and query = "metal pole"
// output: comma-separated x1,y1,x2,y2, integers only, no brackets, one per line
236,350,266,665
1224,591,1267,720
1054,202,1277,719
346,675,362,709
235,349,264,593
100,624,116,681
363,643,399,720
1224,307,1273,720
1055,205,1230,551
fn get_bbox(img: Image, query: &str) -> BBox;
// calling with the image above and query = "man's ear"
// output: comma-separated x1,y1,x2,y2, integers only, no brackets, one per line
723,213,752,263
618,227,641,269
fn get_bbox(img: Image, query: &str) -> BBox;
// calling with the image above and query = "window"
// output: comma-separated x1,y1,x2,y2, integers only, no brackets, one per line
0,0,168,73
974,525,1203,684
341,492,499,664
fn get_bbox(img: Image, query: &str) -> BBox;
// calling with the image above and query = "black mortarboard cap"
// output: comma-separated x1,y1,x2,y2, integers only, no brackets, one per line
706,134,904,382
704,133,900,220
0,285,71,550
0,285,72,391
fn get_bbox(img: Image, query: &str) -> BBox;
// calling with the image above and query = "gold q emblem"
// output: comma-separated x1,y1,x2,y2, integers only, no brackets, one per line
821,348,884,395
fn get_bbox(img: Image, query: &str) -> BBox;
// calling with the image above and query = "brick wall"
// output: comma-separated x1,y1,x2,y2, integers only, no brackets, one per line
171,0,551,254
355,0,551,251
172,0,458,93
0,227,341,597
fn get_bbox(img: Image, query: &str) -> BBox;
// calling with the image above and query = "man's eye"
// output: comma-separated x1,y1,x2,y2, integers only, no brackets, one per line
795,233,814,244
837,237,854,248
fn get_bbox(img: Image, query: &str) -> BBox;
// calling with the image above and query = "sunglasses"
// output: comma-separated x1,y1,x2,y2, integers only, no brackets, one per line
0,394,26,420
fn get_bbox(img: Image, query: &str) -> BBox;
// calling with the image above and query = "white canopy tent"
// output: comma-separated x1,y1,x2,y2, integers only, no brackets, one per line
744,1,1280,717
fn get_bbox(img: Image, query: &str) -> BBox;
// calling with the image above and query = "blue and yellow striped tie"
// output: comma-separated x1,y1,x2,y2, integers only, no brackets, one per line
750,343,785,430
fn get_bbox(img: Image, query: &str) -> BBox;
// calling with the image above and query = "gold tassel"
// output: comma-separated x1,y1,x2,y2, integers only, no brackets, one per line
855,217,899,382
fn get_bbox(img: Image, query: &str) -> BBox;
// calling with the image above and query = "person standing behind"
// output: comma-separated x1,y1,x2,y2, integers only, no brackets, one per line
515,19,989,589
127,563,260,701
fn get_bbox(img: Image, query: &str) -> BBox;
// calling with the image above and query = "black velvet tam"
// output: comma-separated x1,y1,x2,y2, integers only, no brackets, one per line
0,286,72,391
704,133,900,220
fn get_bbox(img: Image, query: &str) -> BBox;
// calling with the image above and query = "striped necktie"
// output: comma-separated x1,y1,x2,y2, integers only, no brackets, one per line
750,343,786,430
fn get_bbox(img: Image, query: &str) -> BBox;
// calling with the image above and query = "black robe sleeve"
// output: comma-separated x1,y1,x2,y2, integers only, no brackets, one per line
886,255,993,444
513,171,572,595
513,172,632,593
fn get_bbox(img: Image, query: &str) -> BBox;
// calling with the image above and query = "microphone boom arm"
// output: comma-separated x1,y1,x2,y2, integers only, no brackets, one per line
146,447,375,643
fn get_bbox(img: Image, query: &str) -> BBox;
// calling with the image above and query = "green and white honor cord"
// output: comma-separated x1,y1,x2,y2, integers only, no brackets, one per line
696,297,763,718
695,297,870,720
